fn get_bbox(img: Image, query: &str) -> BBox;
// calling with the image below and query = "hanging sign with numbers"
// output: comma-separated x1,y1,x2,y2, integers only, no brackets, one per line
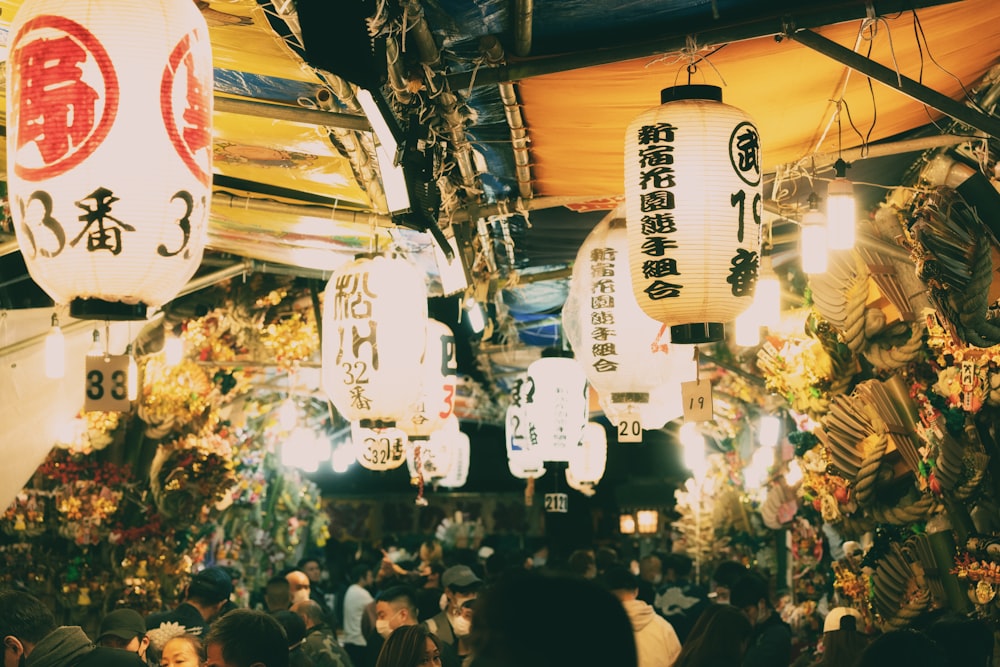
681,379,713,422
616,405,643,443
352,422,407,471
85,354,131,412
543,492,569,513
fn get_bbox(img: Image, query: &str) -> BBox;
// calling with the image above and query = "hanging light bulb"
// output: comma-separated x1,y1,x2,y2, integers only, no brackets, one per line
754,254,781,330
163,327,184,366
44,313,65,379
86,329,104,357
126,344,139,401
827,158,856,250
800,193,828,275
679,422,707,480
463,296,486,334
733,305,761,347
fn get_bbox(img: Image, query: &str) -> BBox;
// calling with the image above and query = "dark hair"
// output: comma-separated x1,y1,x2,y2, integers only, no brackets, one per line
377,586,418,616
273,610,307,647
468,571,637,667
298,557,322,570
819,624,869,667
163,634,207,662
664,553,694,579
0,590,57,645
566,549,596,577
925,614,993,667
350,563,372,583
595,546,618,572
712,560,749,588
375,625,439,667
856,629,946,667
601,566,639,592
204,608,290,667
673,604,753,667
729,571,769,609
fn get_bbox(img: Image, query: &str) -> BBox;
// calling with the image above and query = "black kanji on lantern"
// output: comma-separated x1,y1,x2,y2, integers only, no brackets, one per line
726,248,759,297
72,187,134,255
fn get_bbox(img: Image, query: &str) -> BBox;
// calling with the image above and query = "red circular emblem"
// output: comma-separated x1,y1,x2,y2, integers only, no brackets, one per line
161,30,212,187
9,14,119,181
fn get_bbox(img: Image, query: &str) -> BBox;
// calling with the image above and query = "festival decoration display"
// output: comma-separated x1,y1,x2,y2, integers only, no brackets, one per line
562,211,696,432
7,0,212,320
566,421,608,490
399,319,459,439
322,255,428,426
504,377,546,479
625,84,761,344
523,352,589,462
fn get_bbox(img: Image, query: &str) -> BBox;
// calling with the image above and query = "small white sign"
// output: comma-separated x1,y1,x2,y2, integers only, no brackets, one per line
84,354,130,412
544,492,568,513
355,427,407,471
681,380,713,422
617,407,643,443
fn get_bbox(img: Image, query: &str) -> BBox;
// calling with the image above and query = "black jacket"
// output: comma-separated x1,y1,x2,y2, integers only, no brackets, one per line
26,626,146,667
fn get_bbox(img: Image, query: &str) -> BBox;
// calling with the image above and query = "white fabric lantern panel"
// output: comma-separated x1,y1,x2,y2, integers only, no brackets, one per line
400,319,459,438
524,354,589,463
7,0,212,320
323,255,428,425
563,211,697,430
351,422,407,472
405,416,461,482
568,422,608,486
505,401,546,479
438,428,470,489
625,84,762,344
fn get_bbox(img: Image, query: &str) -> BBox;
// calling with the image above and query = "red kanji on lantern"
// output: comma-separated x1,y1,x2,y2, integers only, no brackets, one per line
9,15,119,181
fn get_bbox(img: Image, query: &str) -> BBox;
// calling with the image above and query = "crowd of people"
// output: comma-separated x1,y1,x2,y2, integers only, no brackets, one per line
0,538,995,667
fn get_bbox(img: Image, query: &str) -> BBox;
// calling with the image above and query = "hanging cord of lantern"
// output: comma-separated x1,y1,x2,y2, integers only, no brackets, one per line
413,441,428,506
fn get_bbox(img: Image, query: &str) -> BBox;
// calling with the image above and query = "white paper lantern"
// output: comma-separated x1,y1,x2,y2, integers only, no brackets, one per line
352,422,407,471
524,353,589,462
400,319,458,438
563,210,698,430
7,0,212,320
323,255,427,425
625,85,762,344
568,421,608,486
405,415,460,482
505,399,546,479
438,428,470,488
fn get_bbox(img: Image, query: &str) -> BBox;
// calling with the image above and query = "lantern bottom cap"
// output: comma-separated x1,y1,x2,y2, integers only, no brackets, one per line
70,298,149,321
358,418,398,429
670,323,724,345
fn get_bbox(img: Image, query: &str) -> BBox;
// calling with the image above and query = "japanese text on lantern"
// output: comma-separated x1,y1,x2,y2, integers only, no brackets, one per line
589,246,619,374
331,270,379,411
636,123,682,301
727,121,762,297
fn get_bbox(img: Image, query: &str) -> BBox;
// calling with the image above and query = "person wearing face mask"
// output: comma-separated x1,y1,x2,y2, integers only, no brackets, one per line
364,588,457,667
422,566,480,663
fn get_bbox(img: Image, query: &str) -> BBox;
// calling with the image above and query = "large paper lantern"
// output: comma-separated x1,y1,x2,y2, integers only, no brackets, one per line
322,255,427,425
405,415,461,482
567,421,608,487
438,427,470,489
352,422,407,471
563,210,697,431
399,319,458,439
505,391,546,479
524,352,589,462
625,85,762,344
7,0,212,320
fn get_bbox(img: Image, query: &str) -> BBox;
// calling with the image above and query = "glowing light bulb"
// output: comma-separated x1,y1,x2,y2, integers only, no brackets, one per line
126,344,139,401
679,422,707,480
164,330,183,367
44,314,65,379
734,305,761,347
800,199,828,275
754,256,781,330
464,297,485,334
826,176,856,250
87,330,104,357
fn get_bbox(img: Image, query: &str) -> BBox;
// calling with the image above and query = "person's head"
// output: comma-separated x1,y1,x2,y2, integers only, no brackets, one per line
0,590,57,667
298,559,322,585
290,600,325,631
187,567,235,621
285,571,311,606
375,586,419,639
856,629,946,667
567,549,597,579
272,611,306,650
925,612,993,667
595,546,618,574
204,609,289,667
710,560,748,604
419,540,443,565
664,553,693,583
468,571,637,667
160,634,206,667
98,608,150,660
264,575,291,612
375,625,441,667
602,566,640,602
729,571,770,625
350,563,373,588
419,561,445,589
441,565,482,623
638,554,662,585
818,607,868,667
673,604,753,667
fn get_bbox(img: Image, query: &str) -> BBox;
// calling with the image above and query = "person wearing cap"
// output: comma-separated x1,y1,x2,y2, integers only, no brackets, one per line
98,608,151,663
423,565,480,661
809,607,868,667
146,566,235,642
729,571,791,667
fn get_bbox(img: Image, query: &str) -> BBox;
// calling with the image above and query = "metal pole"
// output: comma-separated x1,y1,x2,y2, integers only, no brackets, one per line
214,96,370,131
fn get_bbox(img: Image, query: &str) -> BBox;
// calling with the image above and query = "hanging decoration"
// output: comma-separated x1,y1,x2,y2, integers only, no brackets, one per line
505,376,546,479
625,84,762,344
7,0,212,320
399,319,459,439
523,351,589,462
351,422,407,471
566,421,608,493
563,209,696,433
406,415,461,483
438,426,470,489
322,255,428,425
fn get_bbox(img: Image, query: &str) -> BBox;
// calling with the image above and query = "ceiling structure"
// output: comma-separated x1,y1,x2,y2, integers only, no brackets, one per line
1,0,999,414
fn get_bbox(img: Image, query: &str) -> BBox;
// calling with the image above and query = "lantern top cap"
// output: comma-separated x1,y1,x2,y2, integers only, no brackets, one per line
660,84,723,104
541,346,574,359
